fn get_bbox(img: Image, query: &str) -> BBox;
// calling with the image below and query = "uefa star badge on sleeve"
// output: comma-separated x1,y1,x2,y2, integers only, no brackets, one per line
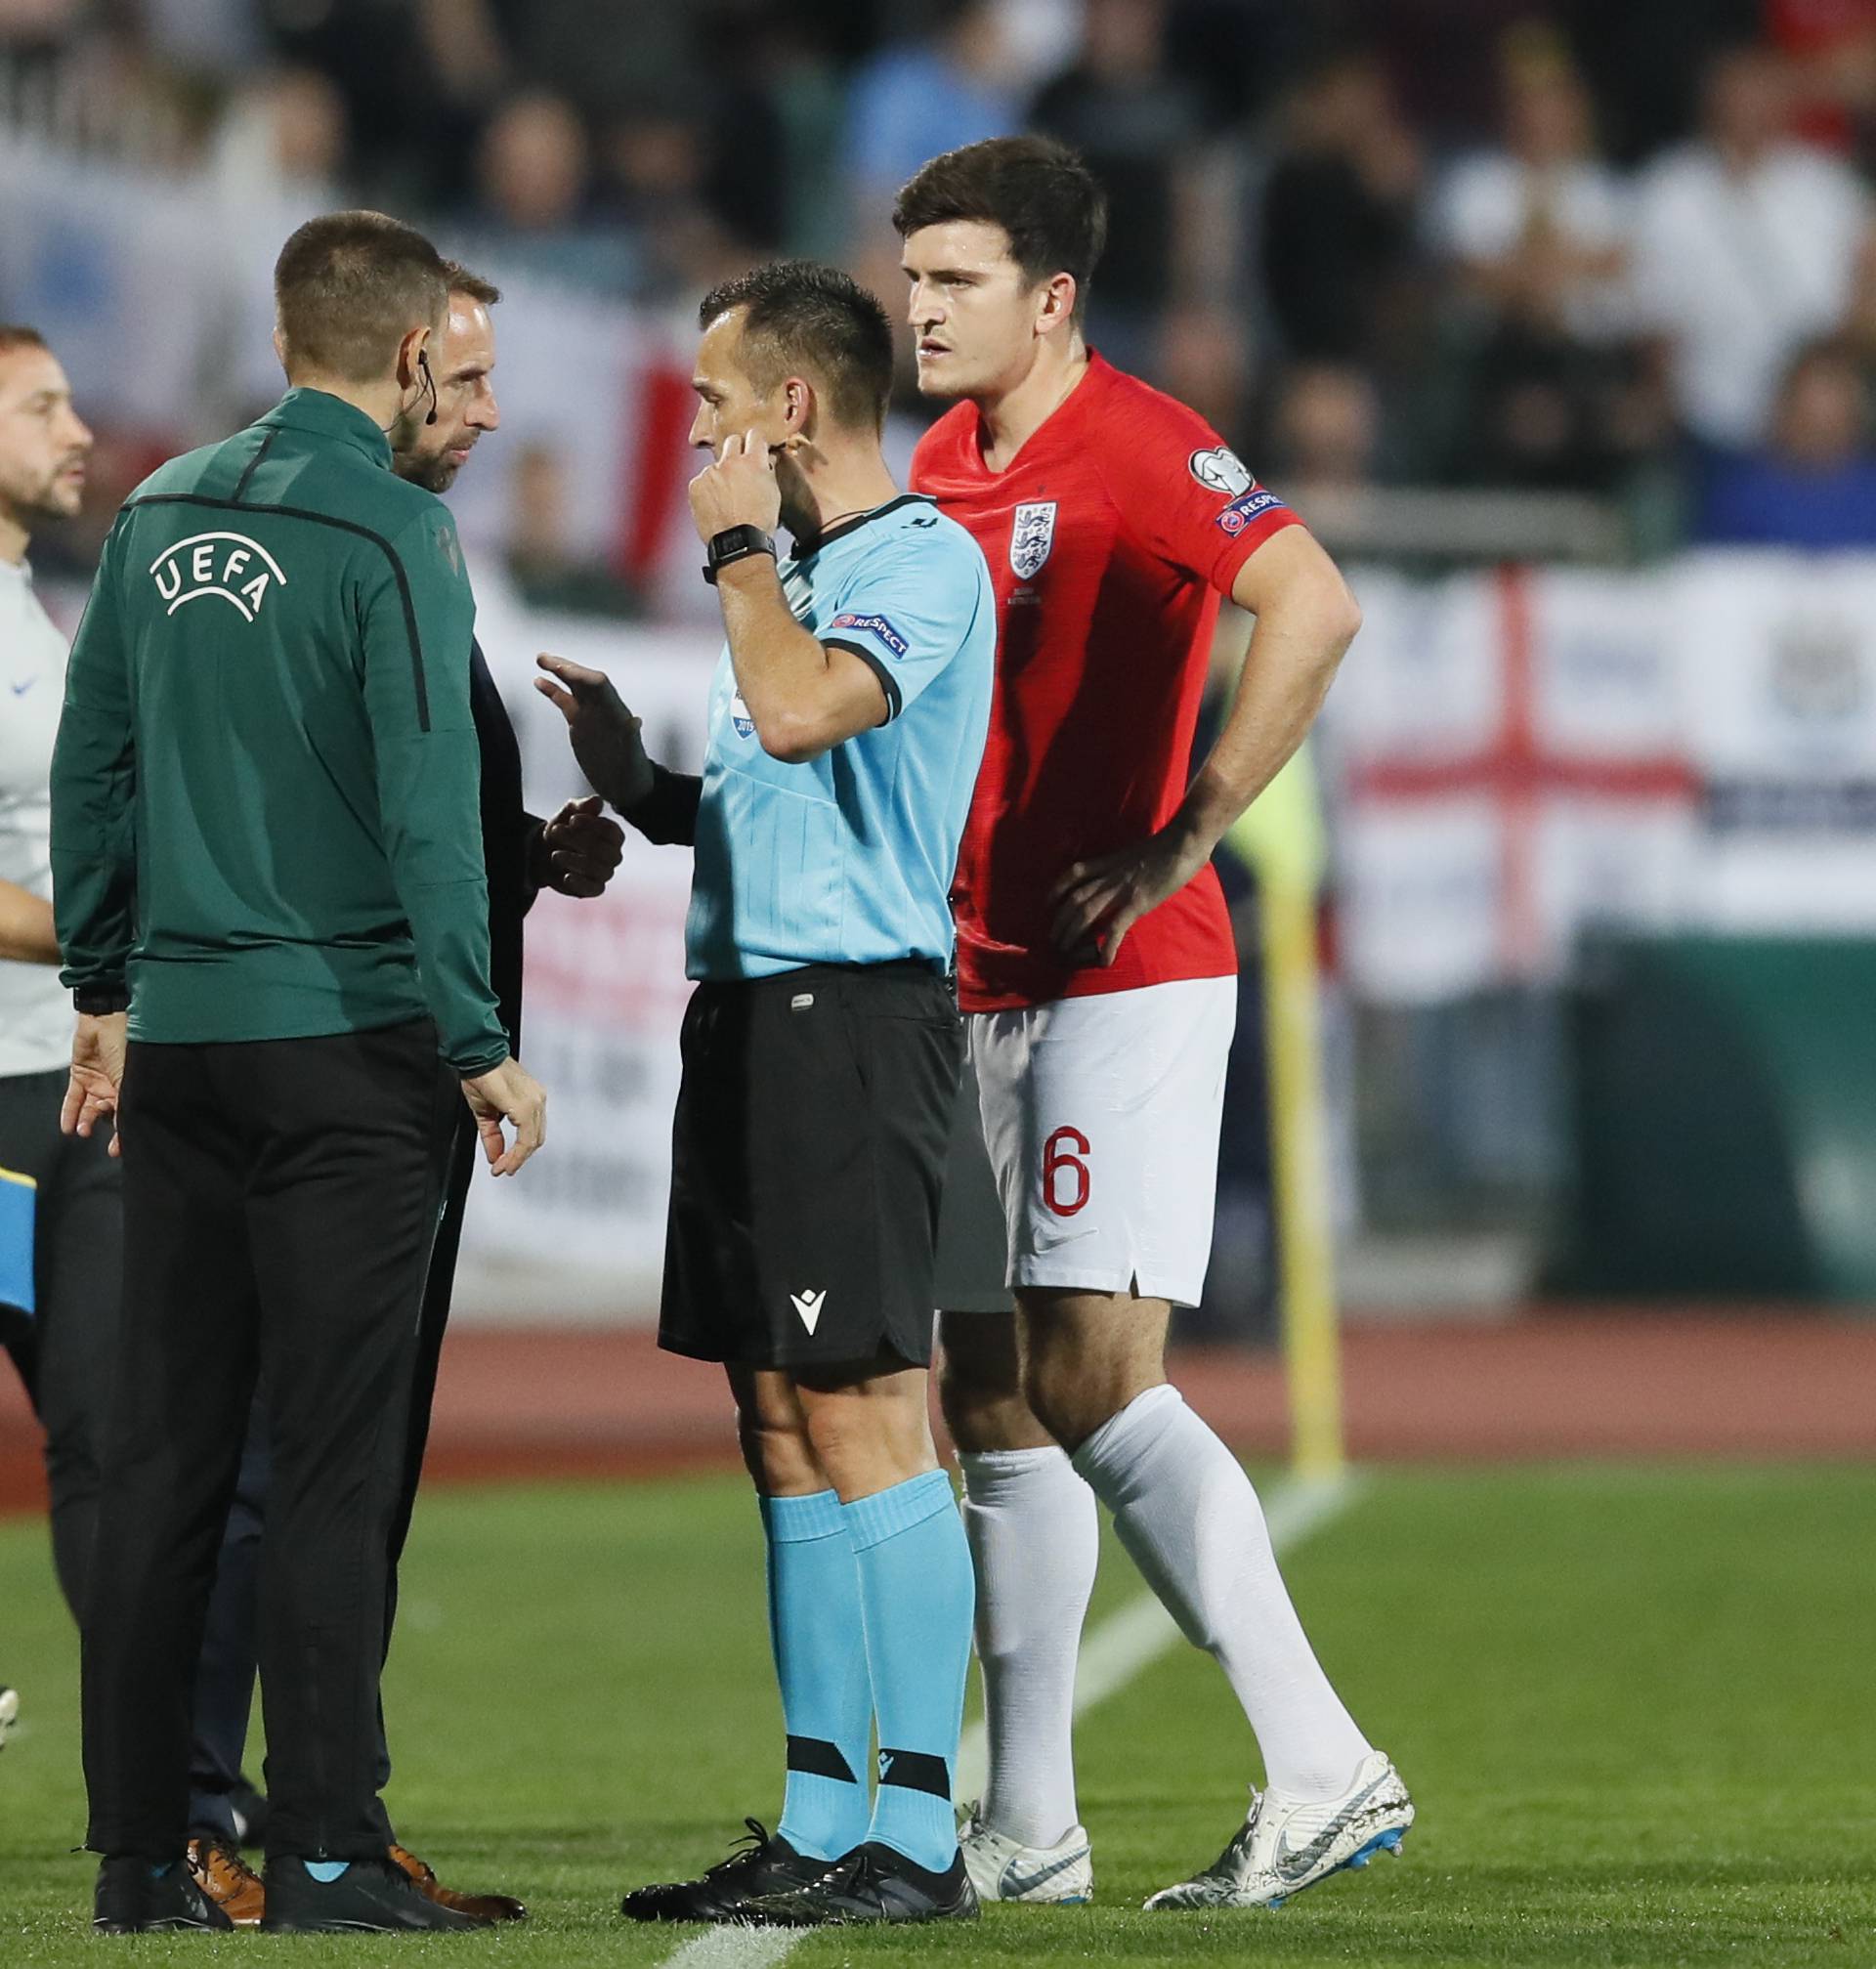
1187,447,1253,496
1010,501,1057,579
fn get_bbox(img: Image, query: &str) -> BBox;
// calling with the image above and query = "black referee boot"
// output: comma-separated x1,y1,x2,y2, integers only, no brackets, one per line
93,1855,234,1933
260,1854,488,1932
622,1819,834,1922
736,1841,980,1926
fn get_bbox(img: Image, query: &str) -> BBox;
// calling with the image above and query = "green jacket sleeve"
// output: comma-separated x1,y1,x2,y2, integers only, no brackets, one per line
361,506,510,1076
52,522,138,1011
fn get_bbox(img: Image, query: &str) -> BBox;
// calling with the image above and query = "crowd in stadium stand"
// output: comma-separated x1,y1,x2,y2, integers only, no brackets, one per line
8,0,1876,558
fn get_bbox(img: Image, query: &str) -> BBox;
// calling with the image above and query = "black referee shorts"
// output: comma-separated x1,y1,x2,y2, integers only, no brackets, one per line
660,963,962,1371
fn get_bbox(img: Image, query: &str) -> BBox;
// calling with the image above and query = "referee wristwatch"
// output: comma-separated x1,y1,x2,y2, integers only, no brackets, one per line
703,525,777,585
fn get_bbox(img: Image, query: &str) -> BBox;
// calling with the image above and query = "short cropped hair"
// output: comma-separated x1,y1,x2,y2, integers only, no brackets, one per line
698,260,894,432
274,211,449,384
0,324,48,358
893,137,1108,320
441,260,502,308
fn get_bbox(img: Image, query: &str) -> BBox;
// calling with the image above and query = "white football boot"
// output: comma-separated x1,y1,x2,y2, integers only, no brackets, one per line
958,1805,1094,1905
1144,1751,1413,1910
0,1685,17,1753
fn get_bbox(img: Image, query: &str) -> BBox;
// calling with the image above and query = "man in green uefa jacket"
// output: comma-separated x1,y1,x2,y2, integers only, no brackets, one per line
49,210,545,1936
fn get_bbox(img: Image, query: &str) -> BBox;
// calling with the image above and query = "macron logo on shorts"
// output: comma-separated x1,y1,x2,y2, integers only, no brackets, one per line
789,1288,827,1335
831,612,909,660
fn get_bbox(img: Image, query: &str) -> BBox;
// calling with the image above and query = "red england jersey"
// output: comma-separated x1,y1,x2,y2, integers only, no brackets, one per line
911,352,1301,1012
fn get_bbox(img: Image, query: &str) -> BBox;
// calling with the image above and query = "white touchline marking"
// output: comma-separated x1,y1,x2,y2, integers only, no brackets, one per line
956,1470,1363,1801
652,1472,1362,1969
660,1926,802,1969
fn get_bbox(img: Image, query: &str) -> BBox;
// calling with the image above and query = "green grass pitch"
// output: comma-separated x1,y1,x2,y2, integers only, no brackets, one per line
2,1464,1873,1966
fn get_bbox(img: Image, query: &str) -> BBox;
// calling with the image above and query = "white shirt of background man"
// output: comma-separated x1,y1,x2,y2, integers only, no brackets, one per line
1630,139,1869,449
0,555,78,1078
1431,152,1636,342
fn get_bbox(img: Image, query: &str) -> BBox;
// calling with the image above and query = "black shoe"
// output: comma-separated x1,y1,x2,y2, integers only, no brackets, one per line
736,1841,980,1926
621,1819,834,1922
260,1854,488,1932
93,1855,234,1934
229,1775,269,1850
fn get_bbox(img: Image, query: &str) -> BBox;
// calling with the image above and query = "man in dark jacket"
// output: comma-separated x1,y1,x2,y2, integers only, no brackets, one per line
53,211,547,1936
177,259,624,1929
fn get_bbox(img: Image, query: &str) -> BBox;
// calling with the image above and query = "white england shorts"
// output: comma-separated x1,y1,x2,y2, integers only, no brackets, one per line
969,975,1237,1308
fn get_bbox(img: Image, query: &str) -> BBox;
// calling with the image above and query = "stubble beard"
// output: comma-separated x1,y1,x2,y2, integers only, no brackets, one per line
7,455,81,519
410,451,459,493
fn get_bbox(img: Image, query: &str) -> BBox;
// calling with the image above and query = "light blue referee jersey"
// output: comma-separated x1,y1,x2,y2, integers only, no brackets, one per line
686,494,995,982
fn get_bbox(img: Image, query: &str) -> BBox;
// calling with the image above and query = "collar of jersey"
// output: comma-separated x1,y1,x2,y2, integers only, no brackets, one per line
787,492,935,565
259,388,394,471
966,348,1110,477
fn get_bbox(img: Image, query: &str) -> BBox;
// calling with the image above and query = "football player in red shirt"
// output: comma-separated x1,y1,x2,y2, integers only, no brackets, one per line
898,137,1413,1911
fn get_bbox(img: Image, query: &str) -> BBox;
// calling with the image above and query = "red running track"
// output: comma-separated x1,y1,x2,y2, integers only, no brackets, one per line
3,1309,1871,1513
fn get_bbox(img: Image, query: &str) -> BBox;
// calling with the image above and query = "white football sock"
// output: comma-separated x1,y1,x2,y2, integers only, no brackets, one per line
959,1446,1099,1848
1072,1384,1371,1803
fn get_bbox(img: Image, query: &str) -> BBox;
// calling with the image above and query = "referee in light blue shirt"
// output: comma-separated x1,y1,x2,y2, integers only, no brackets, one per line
536,262,993,1927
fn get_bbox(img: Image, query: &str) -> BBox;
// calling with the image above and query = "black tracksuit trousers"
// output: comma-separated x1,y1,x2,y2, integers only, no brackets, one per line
81,1022,457,1862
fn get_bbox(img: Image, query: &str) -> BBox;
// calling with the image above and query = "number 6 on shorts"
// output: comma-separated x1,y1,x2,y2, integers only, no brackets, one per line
1042,1126,1090,1218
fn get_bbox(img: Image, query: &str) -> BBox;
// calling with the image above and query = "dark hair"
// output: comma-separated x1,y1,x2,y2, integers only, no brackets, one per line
697,260,894,431
274,211,449,384
892,136,1108,319
441,260,502,308
0,324,48,357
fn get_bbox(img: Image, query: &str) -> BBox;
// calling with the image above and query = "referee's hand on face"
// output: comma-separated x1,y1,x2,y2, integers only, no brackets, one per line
460,1056,546,1177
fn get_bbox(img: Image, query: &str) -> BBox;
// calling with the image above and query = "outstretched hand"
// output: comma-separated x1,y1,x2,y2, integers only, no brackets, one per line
534,653,655,813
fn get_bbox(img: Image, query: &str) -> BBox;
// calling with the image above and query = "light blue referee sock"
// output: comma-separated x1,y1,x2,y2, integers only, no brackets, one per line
844,1470,975,1873
760,1489,873,1862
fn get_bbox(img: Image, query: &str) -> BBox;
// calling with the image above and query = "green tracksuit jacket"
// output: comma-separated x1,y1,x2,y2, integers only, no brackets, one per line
50,387,510,1076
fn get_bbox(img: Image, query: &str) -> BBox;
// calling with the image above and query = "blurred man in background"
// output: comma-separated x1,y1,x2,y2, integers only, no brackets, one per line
1697,334,1876,544
1633,41,1873,449
0,324,104,1633
0,320,304,1904
53,210,543,1936
900,136,1409,1913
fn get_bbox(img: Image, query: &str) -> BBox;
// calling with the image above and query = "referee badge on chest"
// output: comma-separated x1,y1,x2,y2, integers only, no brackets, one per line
1009,500,1057,579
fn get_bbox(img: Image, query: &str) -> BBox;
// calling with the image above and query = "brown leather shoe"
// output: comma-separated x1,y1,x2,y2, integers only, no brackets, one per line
186,1837,266,1925
388,1843,528,1923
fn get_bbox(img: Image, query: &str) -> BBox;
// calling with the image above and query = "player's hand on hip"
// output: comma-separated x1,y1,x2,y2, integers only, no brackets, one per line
534,653,656,811
62,1010,127,1158
461,1056,546,1177
536,795,625,899
688,429,781,541
1049,829,1212,967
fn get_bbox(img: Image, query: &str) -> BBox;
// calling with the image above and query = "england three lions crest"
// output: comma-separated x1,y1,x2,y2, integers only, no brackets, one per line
1009,501,1057,580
